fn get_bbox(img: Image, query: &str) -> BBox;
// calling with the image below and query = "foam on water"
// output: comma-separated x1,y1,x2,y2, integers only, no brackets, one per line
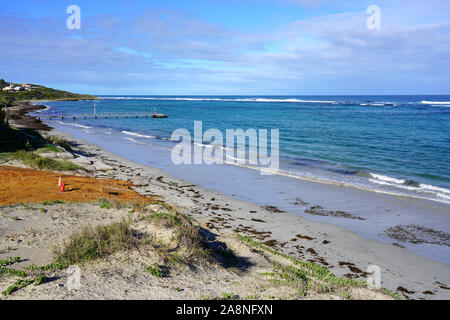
122,130,157,139
101,97,336,104
57,121,91,129
421,101,450,105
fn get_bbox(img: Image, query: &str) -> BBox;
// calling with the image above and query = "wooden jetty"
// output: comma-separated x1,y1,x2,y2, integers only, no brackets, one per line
36,112,168,121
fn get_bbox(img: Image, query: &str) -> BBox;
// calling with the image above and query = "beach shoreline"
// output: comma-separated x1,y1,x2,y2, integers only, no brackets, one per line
43,116,450,264
0,136,398,301
5,101,51,131
34,127,449,299
1,101,449,299
1,105,450,299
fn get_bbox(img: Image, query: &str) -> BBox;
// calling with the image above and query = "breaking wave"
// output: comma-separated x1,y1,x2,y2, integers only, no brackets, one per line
101,97,336,104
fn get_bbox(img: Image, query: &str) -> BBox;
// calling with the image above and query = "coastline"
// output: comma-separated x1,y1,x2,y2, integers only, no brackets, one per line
1,101,449,299
45,116,450,265
40,127,450,299
5,101,51,131
3,97,99,131
0,131,397,301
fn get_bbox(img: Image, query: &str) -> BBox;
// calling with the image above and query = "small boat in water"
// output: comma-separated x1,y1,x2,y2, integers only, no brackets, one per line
153,112,168,118
152,107,168,118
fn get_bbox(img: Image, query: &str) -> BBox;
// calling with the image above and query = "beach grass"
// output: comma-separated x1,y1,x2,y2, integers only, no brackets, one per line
139,208,212,265
46,136,71,151
0,122,71,156
41,144,62,153
40,200,65,205
13,150,81,171
238,234,363,285
50,204,212,271
142,212,184,227
98,198,113,209
0,152,14,162
237,234,402,298
174,222,212,262
53,219,138,265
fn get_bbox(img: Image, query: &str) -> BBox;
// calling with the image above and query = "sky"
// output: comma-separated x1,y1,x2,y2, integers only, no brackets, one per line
1,0,449,95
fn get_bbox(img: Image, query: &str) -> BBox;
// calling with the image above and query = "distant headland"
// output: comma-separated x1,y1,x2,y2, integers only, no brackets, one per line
0,79,97,103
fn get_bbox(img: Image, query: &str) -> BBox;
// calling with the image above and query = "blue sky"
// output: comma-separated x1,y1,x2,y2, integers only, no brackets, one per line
1,0,450,95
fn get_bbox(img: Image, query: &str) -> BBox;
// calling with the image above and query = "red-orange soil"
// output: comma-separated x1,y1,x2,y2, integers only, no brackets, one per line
0,166,154,205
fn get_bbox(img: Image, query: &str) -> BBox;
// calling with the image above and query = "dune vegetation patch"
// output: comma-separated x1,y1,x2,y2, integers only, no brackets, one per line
53,220,138,265
0,198,400,299
13,150,81,171
237,234,400,299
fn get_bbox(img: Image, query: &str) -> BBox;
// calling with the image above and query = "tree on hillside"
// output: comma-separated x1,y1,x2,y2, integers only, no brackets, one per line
0,96,13,131
0,96,14,108
0,107,9,132
0,79,7,88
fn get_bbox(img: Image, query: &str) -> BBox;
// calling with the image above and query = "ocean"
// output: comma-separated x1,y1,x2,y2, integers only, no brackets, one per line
35,95,450,205
32,95,450,263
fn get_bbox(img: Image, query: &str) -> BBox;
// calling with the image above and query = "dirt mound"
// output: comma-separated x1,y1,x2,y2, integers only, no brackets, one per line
0,165,154,205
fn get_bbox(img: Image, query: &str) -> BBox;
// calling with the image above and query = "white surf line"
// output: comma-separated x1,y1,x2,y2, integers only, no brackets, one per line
120,137,450,208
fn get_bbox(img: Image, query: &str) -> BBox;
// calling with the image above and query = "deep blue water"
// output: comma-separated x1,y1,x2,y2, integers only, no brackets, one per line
35,95,450,204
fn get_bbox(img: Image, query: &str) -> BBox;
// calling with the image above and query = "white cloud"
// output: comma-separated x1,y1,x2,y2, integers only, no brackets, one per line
0,2,449,94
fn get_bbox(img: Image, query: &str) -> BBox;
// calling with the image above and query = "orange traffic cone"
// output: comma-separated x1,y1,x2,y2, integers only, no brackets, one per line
58,176,62,187
60,181,65,192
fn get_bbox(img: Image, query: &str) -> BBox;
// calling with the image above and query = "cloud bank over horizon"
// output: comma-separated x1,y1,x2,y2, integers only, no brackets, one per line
1,0,449,95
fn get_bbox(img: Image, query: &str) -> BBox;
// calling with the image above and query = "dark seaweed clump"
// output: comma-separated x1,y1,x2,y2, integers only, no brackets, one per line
385,224,450,246
304,206,365,220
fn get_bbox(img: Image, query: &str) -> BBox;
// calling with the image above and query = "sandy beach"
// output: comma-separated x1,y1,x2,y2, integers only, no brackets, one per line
2,0,450,306
1,115,448,299
52,129,450,299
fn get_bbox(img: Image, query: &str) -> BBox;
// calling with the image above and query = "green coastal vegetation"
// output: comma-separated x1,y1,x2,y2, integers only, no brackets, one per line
0,119,81,171
0,117,81,171
0,101,9,134
0,136,81,171
0,79,91,170
0,78,97,102
0,109,32,152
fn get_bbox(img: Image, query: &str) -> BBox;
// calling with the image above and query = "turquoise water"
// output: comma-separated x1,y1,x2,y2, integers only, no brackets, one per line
36,95,450,204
